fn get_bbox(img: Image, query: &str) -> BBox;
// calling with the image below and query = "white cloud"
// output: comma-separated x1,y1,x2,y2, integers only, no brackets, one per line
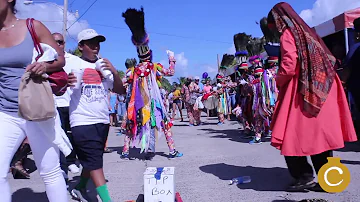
206,66,218,73
173,52,188,77
300,0,360,27
175,52,188,67
159,52,189,81
227,46,236,54
16,0,89,39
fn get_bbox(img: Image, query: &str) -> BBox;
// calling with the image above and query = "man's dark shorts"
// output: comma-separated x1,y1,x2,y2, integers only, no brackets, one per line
71,123,109,171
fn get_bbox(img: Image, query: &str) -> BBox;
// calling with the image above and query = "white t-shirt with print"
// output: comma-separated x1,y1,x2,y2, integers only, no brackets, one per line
69,58,114,127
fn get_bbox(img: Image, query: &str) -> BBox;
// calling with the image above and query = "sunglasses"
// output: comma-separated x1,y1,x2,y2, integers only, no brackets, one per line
56,40,65,45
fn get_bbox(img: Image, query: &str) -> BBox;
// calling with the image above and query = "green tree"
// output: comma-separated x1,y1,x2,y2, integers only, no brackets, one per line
177,77,186,86
117,70,125,79
68,48,82,57
161,77,172,92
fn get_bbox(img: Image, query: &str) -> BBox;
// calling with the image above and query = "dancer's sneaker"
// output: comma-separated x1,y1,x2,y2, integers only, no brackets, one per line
249,138,262,144
168,150,183,159
120,153,135,160
71,188,89,202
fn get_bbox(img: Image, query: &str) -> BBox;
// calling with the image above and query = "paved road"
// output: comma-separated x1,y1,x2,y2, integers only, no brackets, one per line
9,113,360,202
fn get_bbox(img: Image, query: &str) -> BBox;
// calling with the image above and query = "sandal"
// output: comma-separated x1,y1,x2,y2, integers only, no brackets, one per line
11,160,30,179
286,179,316,192
104,148,113,153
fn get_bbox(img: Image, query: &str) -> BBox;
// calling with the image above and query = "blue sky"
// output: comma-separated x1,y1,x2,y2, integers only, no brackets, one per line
32,0,324,80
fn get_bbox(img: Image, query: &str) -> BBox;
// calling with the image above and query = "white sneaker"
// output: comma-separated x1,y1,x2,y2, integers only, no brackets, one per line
68,164,80,174
71,189,89,202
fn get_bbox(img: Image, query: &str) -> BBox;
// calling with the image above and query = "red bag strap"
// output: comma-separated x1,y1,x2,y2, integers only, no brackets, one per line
26,18,44,61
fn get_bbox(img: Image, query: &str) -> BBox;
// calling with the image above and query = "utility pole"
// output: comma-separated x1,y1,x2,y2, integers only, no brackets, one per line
63,0,68,45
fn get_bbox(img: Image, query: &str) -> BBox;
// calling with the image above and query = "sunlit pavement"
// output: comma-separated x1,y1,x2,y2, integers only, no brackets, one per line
9,111,360,202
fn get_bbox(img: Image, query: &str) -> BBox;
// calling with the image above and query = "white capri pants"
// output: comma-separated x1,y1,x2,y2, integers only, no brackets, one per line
0,111,68,202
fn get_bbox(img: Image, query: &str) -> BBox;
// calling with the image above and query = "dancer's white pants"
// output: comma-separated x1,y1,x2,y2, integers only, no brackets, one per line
0,111,68,202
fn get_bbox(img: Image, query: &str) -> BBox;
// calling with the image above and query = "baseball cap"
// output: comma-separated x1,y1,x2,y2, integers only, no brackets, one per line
77,29,106,43
194,76,200,80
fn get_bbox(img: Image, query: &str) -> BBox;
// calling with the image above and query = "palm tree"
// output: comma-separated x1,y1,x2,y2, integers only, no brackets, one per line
68,48,82,57
117,70,125,79
177,77,186,86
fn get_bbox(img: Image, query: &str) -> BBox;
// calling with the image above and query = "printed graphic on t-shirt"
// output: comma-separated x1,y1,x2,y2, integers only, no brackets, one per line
81,68,107,103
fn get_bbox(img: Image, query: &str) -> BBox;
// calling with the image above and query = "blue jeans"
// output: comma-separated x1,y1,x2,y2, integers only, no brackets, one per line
117,102,126,118
229,94,236,108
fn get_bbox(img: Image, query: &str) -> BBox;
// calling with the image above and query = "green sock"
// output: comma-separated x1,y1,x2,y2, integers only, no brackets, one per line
75,176,89,190
96,184,112,202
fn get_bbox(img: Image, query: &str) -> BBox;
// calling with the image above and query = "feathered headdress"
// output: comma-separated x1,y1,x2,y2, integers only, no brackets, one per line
249,55,262,66
216,73,225,82
122,7,152,62
125,58,137,69
233,33,250,56
220,54,235,69
122,7,146,43
246,37,263,57
260,17,280,43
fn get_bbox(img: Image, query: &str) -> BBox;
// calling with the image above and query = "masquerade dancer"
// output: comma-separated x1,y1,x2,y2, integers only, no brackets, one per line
234,33,254,136
121,7,183,160
248,56,264,144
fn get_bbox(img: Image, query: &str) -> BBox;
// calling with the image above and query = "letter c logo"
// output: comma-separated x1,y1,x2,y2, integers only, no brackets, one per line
318,157,351,193
324,166,343,187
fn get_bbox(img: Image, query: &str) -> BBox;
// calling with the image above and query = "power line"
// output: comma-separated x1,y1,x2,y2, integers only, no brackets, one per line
67,0,98,30
42,20,232,44
69,0,78,7
79,0,91,9
91,23,233,44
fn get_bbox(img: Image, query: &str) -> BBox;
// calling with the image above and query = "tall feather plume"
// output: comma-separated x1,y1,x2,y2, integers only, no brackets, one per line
220,54,235,68
122,7,146,43
246,37,263,56
125,58,138,68
260,17,280,43
233,33,250,52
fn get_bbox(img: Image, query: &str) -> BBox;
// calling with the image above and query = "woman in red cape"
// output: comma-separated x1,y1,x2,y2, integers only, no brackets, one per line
267,2,357,192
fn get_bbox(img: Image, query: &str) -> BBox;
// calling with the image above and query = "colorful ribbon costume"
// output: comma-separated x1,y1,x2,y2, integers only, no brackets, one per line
234,33,254,132
121,7,182,158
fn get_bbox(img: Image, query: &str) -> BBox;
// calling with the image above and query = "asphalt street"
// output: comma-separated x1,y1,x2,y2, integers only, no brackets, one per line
9,113,360,202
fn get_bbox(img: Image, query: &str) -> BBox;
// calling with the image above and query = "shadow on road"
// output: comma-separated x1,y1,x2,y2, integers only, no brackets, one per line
174,122,215,127
336,142,360,152
12,188,48,202
199,128,271,144
199,163,290,191
272,200,297,202
108,146,168,160
340,159,360,165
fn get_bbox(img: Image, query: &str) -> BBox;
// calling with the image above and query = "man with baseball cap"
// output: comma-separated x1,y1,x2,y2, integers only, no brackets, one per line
67,28,125,202
78,28,106,43
345,18,360,120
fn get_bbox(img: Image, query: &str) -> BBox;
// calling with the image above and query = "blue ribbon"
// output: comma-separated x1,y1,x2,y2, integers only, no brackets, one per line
235,51,248,56
154,167,164,180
